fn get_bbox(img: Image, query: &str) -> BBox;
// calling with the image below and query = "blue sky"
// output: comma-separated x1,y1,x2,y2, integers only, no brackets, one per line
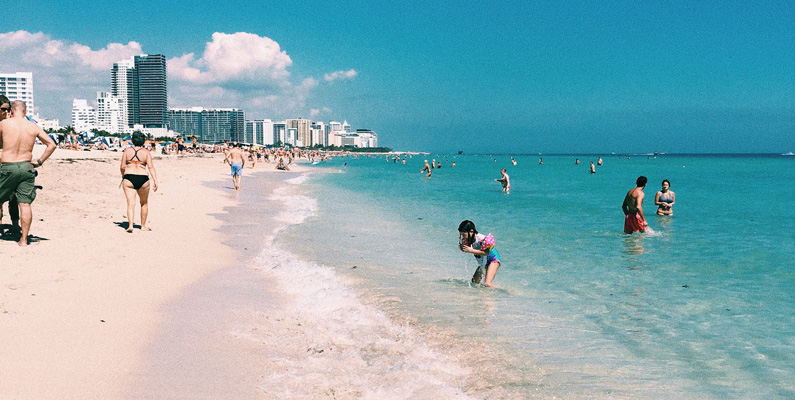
3,0,793,153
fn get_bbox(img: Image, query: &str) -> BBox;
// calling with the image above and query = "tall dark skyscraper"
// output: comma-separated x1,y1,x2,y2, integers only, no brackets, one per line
134,54,167,128
112,54,167,129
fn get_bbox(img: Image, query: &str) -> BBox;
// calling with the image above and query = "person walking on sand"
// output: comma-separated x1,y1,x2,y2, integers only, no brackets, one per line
458,220,502,288
495,168,510,193
226,143,245,190
0,100,57,246
120,131,158,233
655,179,675,215
622,176,648,234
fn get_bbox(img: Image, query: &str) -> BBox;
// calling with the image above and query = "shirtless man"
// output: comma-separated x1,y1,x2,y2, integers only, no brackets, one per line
226,143,245,190
420,160,432,177
495,168,510,193
622,176,648,234
0,100,57,246
0,95,18,234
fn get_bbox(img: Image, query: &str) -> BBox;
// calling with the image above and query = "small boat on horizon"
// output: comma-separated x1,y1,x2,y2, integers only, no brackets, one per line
782,152,794,156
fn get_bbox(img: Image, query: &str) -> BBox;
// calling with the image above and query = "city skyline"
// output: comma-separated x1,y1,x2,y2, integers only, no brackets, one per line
2,1,794,153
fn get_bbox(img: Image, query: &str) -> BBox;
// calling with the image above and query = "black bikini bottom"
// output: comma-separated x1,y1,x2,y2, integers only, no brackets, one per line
123,174,149,190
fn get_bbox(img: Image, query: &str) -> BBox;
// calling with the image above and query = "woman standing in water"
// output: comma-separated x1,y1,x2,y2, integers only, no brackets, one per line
655,179,675,215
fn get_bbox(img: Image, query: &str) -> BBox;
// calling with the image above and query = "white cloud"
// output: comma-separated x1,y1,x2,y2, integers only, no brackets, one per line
0,30,354,122
310,107,332,118
169,32,292,85
324,69,358,82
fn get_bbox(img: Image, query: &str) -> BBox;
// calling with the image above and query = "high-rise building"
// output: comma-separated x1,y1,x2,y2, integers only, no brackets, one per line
112,54,167,130
168,107,204,138
111,59,135,130
273,122,287,145
135,54,167,128
0,72,34,114
167,107,244,143
72,99,96,132
96,92,124,134
286,118,312,147
245,119,275,145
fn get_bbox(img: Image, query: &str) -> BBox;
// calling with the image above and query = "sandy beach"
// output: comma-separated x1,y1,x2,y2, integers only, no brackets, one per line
0,148,484,399
0,148,277,398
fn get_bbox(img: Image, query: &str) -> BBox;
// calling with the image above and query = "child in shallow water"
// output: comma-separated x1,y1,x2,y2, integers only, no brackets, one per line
458,220,501,288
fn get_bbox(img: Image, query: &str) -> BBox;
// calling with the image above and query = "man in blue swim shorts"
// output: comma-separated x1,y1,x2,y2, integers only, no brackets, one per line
225,142,246,190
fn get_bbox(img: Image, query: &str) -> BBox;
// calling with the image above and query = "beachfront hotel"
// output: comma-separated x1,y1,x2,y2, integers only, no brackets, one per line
0,72,35,114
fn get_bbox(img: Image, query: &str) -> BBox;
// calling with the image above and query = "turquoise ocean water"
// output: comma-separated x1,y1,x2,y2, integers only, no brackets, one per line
278,154,795,398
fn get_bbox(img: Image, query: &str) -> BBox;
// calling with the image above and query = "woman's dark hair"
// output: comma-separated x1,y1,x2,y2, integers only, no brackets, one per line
131,131,146,146
458,220,478,234
662,179,670,186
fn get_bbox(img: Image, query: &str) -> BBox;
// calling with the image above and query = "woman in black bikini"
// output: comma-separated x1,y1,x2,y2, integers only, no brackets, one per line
120,131,158,232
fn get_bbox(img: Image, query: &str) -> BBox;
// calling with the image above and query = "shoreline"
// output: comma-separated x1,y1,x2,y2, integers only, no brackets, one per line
0,149,251,398
130,165,488,398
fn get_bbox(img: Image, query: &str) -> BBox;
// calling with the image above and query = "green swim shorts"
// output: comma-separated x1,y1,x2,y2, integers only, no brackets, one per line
0,161,37,204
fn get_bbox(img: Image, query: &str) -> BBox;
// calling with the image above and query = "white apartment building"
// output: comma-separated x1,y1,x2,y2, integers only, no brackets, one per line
244,119,275,146
111,58,135,131
72,99,96,132
0,72,35,114
96,92,124,134
38,117,61,131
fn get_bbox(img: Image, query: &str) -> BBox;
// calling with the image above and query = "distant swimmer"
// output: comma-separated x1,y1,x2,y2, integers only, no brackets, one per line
589,161,595,174
576,158,580,165
597,157,603,166
622,176,648,234
495,168,510,194
655,179,675,216
452,161,456,167
511,157,517,166
539,158,543,165
458,220,501,288
420,160,432,177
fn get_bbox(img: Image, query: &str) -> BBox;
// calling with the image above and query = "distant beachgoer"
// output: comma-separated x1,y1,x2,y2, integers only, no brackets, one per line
276,158,290,171
420,160,432,177
452,161,456,167
576,159,580,165
622,176,648,234
120,131,158,233
589,161,595,174
458,220,501,288
0,100,56,246
655,179,675,216
539,158,543,165
226,143,245,190
495,168,510,193
511,157,517,166
597,157,603,166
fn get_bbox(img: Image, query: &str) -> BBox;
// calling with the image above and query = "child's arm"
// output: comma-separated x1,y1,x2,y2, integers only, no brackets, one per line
459,243,488,256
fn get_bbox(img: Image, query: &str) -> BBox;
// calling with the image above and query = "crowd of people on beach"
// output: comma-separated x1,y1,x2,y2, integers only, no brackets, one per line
0,94,356,245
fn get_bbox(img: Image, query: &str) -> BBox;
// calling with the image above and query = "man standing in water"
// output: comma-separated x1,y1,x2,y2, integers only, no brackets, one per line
0,100,57,246
226,143,245,190
622,176,648,234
